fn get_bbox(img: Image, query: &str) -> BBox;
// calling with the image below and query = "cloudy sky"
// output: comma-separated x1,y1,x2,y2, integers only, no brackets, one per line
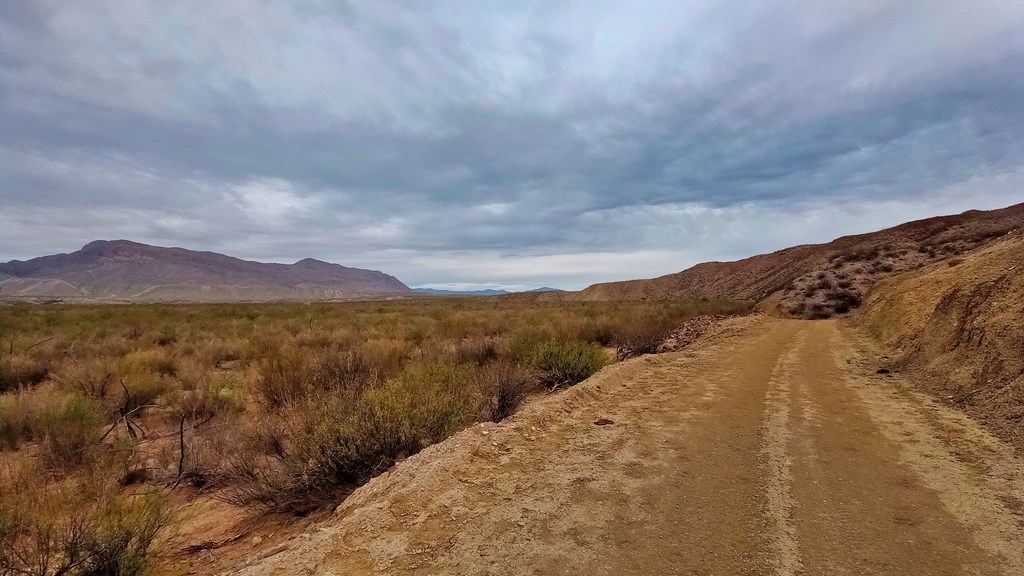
1,1,1022,290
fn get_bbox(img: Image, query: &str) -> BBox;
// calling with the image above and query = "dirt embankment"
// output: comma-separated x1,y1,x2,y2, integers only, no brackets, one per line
855,231,1024,452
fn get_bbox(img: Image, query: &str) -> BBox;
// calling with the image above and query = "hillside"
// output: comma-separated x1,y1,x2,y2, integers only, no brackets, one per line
522,203,1024,318
855,231,1024,451
0,240,410,302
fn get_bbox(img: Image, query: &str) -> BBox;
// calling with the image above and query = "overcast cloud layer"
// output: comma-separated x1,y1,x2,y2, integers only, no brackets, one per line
2,1,1023,290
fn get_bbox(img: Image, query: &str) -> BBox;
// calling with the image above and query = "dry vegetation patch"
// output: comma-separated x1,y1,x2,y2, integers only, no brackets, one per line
0,297,747,573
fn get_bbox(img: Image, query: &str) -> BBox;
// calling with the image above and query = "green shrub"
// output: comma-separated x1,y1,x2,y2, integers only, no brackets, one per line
0,395,26,449
255,347,378,409
253,348,312,408
536,341,607,389
120,349,177,378
508,328,553,362
455,339,500,366
578,320,615,346
175,381,243,422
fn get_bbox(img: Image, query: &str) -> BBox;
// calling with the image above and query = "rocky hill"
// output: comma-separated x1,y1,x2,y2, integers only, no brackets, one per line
521,202,1024,318
0,240,410,302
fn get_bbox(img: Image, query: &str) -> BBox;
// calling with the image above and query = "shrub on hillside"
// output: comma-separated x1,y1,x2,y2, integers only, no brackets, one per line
226,361,476,513
807,303,833,320
610,314,676,358
825,289,862,314
536,341,606,389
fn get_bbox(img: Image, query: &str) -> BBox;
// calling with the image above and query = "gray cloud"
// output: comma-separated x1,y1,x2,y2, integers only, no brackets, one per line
1,0,1023,289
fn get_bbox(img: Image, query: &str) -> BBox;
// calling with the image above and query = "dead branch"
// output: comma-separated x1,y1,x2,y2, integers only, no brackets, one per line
24,337,54,352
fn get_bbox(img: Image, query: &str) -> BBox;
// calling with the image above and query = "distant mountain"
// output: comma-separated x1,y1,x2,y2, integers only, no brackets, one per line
413,288,509,296
0,240,410,302
412,286,563,296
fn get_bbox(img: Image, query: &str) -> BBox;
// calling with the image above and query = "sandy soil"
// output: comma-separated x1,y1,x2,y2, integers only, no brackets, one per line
227,316,1024,575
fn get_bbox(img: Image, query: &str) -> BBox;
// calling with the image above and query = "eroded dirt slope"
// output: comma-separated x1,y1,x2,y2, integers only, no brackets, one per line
228,317,1024,575
856,231,1024,452
511,203,1024,319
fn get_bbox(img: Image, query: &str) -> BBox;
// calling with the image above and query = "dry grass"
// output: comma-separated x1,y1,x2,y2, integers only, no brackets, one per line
0,460,168,576
0,297,748,566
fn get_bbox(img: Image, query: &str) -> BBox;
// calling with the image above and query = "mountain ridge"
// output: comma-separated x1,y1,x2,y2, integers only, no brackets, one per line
0,240,410,302
412,287,562,296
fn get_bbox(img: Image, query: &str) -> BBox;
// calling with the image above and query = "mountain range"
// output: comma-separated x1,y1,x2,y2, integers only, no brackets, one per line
0,240,409,302
412,287,562,296
4,203,1022,308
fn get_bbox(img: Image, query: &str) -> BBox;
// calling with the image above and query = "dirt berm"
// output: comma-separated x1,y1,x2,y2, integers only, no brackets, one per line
855,230,1024,452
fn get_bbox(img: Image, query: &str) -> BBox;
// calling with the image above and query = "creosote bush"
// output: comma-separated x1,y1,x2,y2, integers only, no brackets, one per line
37,392,103,473
536,341,607,389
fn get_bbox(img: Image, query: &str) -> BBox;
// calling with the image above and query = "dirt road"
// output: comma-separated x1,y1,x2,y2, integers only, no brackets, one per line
233,317,1024,575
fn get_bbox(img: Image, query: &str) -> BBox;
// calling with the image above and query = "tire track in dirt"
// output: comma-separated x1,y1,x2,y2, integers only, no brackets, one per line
787,321,1007,575
760,326,809,576
832,323,1024,574
600,319,804,576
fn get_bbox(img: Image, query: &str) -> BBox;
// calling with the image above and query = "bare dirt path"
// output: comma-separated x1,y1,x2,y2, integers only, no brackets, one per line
231,317,1024,575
